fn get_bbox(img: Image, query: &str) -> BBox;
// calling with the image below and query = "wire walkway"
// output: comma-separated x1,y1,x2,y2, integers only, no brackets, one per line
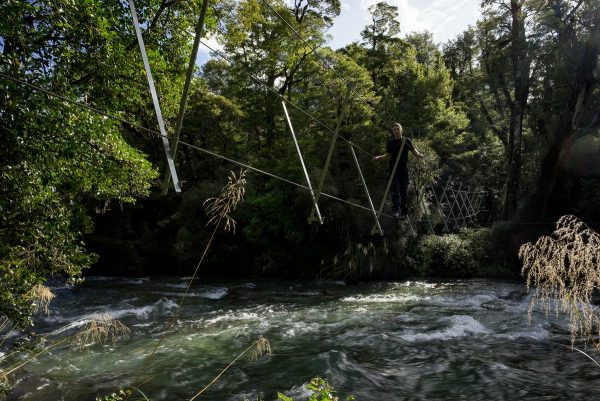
0,0,411,233
1,3,589,399
198,1,418,233
196,38,376,159
259,0,383,123
430,180,488,232
0,72,394,220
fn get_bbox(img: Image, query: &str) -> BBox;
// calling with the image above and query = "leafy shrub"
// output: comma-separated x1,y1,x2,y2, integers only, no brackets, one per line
412,228,490,277
277,377,355,401
95,389,131,401
520,215,600,349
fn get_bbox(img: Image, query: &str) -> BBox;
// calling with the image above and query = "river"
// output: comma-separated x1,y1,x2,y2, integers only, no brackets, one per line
5,277,600,400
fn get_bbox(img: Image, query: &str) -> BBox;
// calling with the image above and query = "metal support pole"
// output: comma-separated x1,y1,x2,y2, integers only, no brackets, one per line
430,183,445,232
282,101,323,224
128,0,181,192
371,138,406,234
421,188,435,234
349,143,383,236
439,179,454,232
463,188,476,225
405,214,416,236
308,88,351,223
452,183,464,228
474,192,485,215
161,0,210,193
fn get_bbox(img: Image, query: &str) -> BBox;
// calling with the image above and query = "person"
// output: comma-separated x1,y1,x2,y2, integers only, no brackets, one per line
373,122,423,219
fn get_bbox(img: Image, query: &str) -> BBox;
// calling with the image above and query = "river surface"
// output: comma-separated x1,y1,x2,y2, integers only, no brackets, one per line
5,277,600,400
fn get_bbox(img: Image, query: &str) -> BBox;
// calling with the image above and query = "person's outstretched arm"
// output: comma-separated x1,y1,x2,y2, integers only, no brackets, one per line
373,153,389,161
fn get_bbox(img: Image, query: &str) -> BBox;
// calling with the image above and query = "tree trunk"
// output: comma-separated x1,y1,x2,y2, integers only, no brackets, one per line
265,73,277,148
521,10,600,221
502,0,530,219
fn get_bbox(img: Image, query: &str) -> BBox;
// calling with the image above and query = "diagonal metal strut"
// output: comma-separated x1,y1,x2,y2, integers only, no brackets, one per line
349,143,383,236
129,0,181,192
161,0,210,193
282,101,323,224
372,138,406,235
308,88,351,223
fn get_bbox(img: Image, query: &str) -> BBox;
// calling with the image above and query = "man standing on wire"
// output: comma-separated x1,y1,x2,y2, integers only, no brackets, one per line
373,122,423,219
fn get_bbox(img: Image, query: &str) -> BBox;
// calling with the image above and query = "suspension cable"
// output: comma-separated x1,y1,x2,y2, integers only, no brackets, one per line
197,38,376,159
259,0,390,127
0,72,158,137
0,72,392,219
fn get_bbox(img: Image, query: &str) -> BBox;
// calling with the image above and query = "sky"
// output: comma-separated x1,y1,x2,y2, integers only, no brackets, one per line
328,0,482,48
197,0,483,64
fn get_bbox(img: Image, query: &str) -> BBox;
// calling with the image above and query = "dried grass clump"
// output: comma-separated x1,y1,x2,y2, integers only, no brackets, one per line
73,314,130,350
250,337,272,362
520,215,600,349
27,284,55,315
320,241,387,281
189,337,271,400
0,369,8,387
203,169,247,232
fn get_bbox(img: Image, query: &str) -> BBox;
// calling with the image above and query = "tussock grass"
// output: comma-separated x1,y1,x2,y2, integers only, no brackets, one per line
203,169,247,232
27,284,54,315
250,337,272,362
129,170,250,397
0,369,8,391
320,241,388,281
189,337,271,401
72,314,130,350
520,215,600,349
0,314,130,394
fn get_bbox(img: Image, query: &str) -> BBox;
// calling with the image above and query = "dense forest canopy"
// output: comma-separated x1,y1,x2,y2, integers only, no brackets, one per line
1,0,599,327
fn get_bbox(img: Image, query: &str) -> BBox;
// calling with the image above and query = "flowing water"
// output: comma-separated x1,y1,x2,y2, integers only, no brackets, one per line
5,277,600,400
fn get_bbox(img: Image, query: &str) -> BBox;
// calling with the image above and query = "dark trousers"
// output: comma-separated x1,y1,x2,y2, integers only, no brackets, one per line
390,167,409,215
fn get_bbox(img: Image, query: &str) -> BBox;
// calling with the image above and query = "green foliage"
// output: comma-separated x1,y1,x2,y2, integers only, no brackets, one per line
361,2,401,50
290,0,341,25
0,0,200,326
278,377,355,401
95,389,132,401
412,229,490,277
0,86,158,326
405,30,441,67
0,261,43,328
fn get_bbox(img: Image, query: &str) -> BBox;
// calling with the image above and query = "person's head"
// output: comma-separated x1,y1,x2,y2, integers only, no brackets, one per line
392,122,403,138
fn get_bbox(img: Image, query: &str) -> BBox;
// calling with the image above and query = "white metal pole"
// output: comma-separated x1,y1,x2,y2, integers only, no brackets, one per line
282,101,323,224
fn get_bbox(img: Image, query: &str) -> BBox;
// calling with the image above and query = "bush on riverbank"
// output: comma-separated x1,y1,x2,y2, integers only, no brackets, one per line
408,223,520,278
316,222,523,280
411,230,482,277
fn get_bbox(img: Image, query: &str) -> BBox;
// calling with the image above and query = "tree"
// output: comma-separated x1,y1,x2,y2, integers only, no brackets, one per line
405,30,440,67
443,27,478,101
359,2,405,94
0,0,209,326
216,0,329,148
291,0,341,24
523,0,600,220
361,2,401,51
477,0,535,219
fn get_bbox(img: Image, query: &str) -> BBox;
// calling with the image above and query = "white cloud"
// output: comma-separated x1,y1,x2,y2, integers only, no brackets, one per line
328,0,481,48
197,34,223,66
195,0,482,66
